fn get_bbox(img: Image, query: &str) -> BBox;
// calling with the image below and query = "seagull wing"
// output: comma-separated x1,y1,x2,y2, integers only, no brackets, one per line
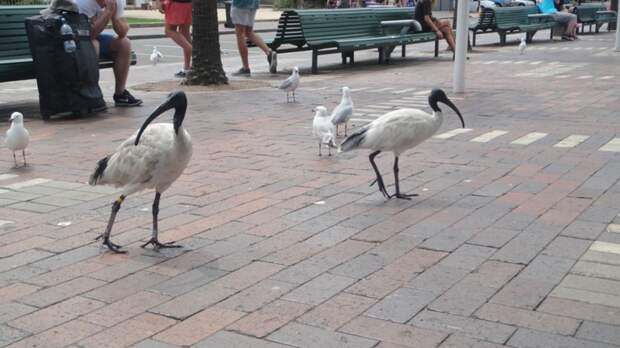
331,103,353,125
279,76,294,90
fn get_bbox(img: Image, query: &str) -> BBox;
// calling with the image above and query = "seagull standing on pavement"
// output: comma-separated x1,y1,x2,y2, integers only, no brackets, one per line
331,86,353,136
339,89,464,200
5,112,30,167
518,36,526,55
89,91,192,253
279,66,300,103
150,46,163,65
312,106,336,156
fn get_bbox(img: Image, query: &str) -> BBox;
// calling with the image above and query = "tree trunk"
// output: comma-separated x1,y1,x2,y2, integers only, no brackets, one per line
185,0,228,85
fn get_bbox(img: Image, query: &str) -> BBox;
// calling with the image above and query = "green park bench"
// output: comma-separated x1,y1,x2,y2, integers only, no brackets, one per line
0,5,137,83
493,6,556,45
469,7,496,46
260,8,438,74
574,3,617,33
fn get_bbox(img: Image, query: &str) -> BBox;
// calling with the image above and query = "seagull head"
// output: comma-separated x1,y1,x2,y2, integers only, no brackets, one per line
293,66,299,75
313,106,329,117
135,91,188,145
342,86,350,96
428,89,465,128
9,112,23,123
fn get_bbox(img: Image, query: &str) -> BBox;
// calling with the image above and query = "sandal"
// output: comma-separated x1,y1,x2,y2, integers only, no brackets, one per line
562,35,574,41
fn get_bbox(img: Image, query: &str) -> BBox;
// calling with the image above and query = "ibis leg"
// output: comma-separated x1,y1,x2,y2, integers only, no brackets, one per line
97,195,126,253
142,192,181,249
328,144,332,156
22,150,27,166
12,152,17,167
369,151,391,199
393,156,418,200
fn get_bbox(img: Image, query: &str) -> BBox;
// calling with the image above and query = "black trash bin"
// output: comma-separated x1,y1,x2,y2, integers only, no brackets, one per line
224,1,234,28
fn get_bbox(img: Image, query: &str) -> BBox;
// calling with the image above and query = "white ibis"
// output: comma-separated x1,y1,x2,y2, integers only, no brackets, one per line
312,106,336,156
331,86,353,136
89,91,192,253
518,36,526,55
279,66,300,103
150,46,163,65
339,89,464,200
5,112,30,168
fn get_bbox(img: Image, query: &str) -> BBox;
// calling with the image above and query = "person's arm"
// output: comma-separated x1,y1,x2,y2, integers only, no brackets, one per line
424,15,440,33
90,0,116,38
112,17,129,38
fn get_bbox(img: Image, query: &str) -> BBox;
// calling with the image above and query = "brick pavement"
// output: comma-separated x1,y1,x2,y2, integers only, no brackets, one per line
1,29,620,347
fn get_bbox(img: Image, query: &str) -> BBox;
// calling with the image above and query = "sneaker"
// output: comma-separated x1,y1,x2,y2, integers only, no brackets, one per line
268,51,277,73
114,90,143,107
232,67,251,76
174,70,187,78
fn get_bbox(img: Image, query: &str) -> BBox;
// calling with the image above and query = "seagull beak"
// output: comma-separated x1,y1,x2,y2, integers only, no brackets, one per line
135,91,187,145
440,97,465,128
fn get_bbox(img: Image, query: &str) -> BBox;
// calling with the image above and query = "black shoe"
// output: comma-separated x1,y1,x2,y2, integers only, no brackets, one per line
114,90,143,107
268,51,277,73
174,70,187,78
232,67,251,76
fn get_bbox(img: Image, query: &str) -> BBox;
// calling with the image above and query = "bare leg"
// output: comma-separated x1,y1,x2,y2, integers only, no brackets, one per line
109,37,132,95
369,150,391,199
141,192,181,249
235,25,250,69
439,20,456,51
393,156,418,199
245,27,271,55
22,150,26,166
96,195,126,253
166,24,192,70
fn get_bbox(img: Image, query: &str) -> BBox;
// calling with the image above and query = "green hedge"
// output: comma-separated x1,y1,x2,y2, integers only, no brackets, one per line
0,0,49,4
273,0,326,9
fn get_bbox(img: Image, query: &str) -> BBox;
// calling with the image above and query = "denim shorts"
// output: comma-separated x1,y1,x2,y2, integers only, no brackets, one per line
97,33,115,59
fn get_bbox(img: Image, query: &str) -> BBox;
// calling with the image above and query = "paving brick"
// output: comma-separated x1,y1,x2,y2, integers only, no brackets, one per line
9,296,105,334
0,249,54,273
581,250,620,266
329,252,388,279
130,339,181,348
468,227,521,248
559,274,620,296
261,241,326,266
0,325,30,347
571,260,620,281
474,303,580,335
85,270,170,303
88,255,163,282
154,307,244,346
227,299,310,338
82,291,171,328
0,266,47,288
32,246,100,271
550,286,620,308
18,276,106,308
0,236,54,258
411,309,516,344
538,297,620,326
576,321,620,346
508,328,616,348
268,321,377,348
491,224,560,264
297,293,376,330
437,244,496,271
194,331,292,348
542,236,591,259
218,279,296,312
215,261,284,291
283,273,356,306
79,313,176,348
0,302,36,324
5,319,103,348
149,281,237,320
366,287,436,323
147,266,227,297
438,334,507,348
406,265,470,296
0,284,40,304
339,316,447,348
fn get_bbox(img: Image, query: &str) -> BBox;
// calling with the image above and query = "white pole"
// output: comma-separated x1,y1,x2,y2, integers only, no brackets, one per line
615,9,620,51
453,0,469,93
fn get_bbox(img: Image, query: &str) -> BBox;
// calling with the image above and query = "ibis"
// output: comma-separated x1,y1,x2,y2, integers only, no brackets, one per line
89,91,192,253
279,66,300,103
331,86,353,136
518,36,526,55
312,106,336,156
5,112,30,168
339,89,464,200
150,46,163,65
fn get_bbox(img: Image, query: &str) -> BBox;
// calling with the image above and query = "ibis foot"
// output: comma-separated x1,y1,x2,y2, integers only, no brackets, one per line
102,238,126,254
141,238,182,250
394,193,419,200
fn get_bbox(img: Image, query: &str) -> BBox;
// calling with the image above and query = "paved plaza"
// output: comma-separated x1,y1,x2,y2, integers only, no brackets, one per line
1,25,620,347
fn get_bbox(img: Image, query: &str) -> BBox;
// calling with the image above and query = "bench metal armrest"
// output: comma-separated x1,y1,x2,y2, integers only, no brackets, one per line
380,19,422,34
596,10,617,15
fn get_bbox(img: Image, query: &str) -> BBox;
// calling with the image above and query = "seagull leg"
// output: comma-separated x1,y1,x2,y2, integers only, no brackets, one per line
96,195,126,253
393,156,418,200
344,122,348,136
142,192,181,249
318,142,322,156
22,150,27,167
328,144,332,156
12,152,17,168
293,91,296,102
369,151,391,199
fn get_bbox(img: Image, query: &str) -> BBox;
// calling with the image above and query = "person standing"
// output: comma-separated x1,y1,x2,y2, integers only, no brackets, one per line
75,0,142,106
231,0,277,75
155,0,193,77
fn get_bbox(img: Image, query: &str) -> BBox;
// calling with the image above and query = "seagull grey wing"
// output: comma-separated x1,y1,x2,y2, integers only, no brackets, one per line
332,105,353,124
279,77,293,90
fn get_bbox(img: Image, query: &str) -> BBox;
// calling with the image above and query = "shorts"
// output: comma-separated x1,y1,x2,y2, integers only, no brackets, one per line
97,33,115,60
165,1,192,26
552,12,577,25
231,7,257,27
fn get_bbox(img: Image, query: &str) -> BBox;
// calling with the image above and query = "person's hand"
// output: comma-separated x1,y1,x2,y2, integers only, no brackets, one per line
104,0,117,18
155,0,165,14
435,30,444,39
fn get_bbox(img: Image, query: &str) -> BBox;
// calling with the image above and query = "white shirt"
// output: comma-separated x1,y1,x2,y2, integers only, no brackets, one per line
75,0,125,19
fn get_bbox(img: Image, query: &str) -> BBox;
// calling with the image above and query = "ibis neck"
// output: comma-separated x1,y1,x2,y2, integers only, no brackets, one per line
432,110,444,132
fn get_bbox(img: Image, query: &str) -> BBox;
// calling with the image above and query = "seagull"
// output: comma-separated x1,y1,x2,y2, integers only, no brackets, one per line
150,46,163,65
279,66,300,103
518,36,526,55
89,91,192,253
339,89,464,200
312,106,336,156
5,112,30,168
331,86,353,136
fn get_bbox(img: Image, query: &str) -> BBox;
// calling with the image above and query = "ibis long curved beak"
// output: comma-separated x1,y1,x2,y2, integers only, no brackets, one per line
135,91,187,146
441,98,465,129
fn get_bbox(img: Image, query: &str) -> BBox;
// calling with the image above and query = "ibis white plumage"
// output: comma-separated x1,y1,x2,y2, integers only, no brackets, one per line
331,86,353,136
150,46,163,65
312,106,336,156
5,112,30,167
279,66,300,103
518,36,526,55
89,91,192,253
339,89,464,200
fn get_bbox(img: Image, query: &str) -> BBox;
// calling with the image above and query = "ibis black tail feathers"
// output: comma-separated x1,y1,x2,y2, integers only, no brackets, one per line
89,155,109,186
339,126,369,153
